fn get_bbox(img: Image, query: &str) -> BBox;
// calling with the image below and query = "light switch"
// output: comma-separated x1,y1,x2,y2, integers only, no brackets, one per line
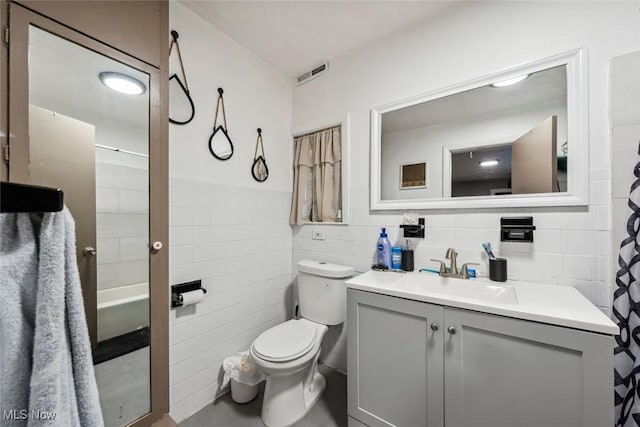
312,229,325,240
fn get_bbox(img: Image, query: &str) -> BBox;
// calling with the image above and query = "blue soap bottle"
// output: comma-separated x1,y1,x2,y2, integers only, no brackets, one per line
376,228,392,269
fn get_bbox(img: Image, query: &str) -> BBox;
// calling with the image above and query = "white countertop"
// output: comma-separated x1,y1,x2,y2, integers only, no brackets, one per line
346,270,619,335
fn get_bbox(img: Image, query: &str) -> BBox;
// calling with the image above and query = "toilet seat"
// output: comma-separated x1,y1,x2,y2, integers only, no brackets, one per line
252,320,318,362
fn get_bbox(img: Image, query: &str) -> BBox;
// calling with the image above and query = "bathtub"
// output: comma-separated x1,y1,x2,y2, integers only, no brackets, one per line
97,282,149,342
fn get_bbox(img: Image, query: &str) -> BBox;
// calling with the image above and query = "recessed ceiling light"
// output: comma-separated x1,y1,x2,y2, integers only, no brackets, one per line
99,71,146,95
479,160,499,167
491,74,530,88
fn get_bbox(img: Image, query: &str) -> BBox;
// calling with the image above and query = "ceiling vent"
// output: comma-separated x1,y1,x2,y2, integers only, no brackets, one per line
297,62,329,86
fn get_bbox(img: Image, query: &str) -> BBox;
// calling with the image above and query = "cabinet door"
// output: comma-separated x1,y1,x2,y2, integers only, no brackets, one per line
443,307,613,427
347,289,444,427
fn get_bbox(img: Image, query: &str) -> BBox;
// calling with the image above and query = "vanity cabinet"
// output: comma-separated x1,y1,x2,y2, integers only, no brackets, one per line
347,289,613,427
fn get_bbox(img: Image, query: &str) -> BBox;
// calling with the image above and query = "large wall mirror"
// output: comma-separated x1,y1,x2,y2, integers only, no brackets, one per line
30,25,150,427
370,49,588,210
8,3,167,426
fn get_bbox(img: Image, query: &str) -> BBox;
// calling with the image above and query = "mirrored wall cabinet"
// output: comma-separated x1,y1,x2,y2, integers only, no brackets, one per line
2,1,169,426
370,49,588,210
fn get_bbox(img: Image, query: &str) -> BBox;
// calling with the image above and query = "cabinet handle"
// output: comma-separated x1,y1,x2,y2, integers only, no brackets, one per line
447,326,457,335
430,323,439,331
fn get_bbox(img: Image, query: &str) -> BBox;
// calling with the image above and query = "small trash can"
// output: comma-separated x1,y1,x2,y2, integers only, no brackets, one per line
222,351,264,404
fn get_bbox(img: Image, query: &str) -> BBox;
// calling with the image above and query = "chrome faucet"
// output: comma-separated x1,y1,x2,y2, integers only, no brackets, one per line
445,247,458,277
430,247,478,279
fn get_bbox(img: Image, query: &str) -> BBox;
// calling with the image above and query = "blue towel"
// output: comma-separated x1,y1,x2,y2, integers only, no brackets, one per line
0,208,103,426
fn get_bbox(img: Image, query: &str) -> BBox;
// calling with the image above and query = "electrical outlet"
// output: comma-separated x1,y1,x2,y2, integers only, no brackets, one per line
312,229,325,240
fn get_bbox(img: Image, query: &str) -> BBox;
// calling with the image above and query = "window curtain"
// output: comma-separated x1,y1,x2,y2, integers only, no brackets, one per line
289,126,341,225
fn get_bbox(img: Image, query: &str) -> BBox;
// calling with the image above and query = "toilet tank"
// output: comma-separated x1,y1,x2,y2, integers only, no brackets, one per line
297,260,355,325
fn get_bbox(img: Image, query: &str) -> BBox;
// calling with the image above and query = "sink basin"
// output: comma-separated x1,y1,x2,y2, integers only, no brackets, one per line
397,274,518,304
346,270,618,335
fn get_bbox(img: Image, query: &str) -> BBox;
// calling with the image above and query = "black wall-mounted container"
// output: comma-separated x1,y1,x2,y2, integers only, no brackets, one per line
400,218,425,239
500,217,536,242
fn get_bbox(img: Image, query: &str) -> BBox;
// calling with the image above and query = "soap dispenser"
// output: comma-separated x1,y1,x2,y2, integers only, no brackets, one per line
376,228,392,269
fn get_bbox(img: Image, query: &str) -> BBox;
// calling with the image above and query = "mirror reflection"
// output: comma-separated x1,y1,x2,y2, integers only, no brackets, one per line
380,64,568,201
28,26,150,426
448,115,566,197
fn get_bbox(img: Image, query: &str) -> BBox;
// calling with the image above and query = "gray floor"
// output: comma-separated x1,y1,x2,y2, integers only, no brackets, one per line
95,347,151,427
180,365,347,427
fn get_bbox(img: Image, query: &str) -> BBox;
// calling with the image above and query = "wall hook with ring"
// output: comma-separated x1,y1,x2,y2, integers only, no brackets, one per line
208,88,234,160
168,30,195,125
251,127,269,182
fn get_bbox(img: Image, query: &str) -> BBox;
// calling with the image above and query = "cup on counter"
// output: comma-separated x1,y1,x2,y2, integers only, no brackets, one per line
489,258,507,282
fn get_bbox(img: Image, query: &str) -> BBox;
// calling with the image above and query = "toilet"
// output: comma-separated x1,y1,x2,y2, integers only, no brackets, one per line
250,260,354,427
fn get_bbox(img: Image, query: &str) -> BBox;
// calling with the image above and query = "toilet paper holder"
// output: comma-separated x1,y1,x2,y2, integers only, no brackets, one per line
171,279,207,308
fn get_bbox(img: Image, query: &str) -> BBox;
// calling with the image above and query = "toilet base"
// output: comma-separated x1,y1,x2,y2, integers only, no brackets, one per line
261,368,326,427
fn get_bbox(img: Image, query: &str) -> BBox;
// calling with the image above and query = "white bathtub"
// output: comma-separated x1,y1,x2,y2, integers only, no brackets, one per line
97,282,149,342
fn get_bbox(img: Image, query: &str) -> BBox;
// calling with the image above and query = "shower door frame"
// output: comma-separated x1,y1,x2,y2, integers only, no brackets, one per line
4,2,170,426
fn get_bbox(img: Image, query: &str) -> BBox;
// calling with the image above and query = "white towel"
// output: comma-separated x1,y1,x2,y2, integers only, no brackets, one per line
0,208,103,426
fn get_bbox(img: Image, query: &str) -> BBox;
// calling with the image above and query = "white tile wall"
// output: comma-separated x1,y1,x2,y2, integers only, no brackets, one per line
611,51,640,306
168,178,293,423
286,0,640,374
293,169,613,371
95,162,149,290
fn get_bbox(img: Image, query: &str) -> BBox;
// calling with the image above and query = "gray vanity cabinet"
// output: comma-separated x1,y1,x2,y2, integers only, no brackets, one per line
443,306,613,427
347,289,614,427
347,288,445,427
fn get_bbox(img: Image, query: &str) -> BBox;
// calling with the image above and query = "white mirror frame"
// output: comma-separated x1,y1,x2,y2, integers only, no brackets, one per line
370,48,588,210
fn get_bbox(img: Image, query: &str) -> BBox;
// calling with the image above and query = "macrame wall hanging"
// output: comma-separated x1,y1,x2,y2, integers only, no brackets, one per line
251,128,269,182
208,88,234,160
168,30,195,125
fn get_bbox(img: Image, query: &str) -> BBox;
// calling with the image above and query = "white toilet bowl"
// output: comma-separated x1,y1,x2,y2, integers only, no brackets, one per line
250,260,354,427
250,318,328,427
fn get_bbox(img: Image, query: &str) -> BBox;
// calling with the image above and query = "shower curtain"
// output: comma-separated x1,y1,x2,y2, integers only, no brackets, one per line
614,142,640,426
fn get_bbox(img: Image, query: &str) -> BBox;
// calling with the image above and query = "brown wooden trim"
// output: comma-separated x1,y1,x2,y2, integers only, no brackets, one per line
14,0,163,68
7,2,169,426
142,1,170,422
155,0,170,419
150,414,177,427
0,0,8,181
7,2,28,183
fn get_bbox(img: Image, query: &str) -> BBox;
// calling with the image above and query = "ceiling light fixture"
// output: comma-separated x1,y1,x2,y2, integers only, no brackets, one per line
491,74,530,88
479,160,499,167
99,71,146,95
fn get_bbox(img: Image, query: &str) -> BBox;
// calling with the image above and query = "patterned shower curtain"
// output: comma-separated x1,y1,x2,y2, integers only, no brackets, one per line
614,142,640,426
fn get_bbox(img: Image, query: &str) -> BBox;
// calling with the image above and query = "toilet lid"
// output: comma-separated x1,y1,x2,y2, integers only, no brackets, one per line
252,320,318,362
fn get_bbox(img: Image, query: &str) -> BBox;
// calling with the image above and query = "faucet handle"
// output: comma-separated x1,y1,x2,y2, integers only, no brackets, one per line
430,259,447,274
460,262,480,279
